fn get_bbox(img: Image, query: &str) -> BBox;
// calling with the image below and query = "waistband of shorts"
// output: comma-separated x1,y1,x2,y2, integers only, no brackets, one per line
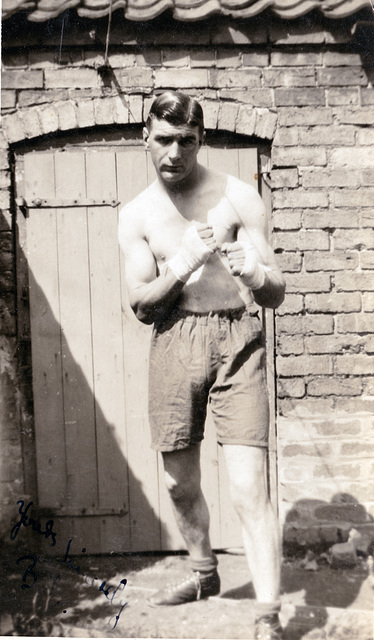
155,304,259,327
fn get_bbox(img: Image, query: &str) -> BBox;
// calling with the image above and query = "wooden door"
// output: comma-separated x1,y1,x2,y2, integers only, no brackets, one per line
16,140,269,554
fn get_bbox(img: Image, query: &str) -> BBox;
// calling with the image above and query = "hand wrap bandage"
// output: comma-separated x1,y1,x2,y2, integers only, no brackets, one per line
167,226,214,283
238,241,267,290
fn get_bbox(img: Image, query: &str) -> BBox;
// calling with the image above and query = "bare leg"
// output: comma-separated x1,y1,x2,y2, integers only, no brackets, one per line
162,443,213,559
223,444,281,604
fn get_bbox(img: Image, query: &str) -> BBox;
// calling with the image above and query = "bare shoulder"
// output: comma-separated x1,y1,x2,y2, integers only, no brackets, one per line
118,184,158,245
225,173,266,229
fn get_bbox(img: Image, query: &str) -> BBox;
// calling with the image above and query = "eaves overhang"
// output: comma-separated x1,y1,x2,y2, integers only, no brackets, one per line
2,0,373,23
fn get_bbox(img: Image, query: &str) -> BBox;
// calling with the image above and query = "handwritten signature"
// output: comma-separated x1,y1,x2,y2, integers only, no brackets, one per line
11,500,127,629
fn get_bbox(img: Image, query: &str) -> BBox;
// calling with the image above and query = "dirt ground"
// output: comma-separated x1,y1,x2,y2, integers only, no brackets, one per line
1,550,373,639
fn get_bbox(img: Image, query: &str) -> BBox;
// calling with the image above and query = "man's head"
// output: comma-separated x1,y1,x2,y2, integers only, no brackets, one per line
143,92,205,188
146,91,204,138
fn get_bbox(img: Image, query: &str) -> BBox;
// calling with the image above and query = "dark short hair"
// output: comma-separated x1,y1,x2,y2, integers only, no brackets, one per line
146,91,204,136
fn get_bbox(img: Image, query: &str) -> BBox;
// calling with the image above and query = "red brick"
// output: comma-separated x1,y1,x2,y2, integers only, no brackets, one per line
190,49,216,68
361,170,374,187
277,252,302,273
274,230,329,251
304,314,334,335
136,50,162,66
363,376,374,394
278,107,333,127
285,272,330,293
336,397,374,415
314,420,362,437
278,378,305,398
330,147,374,168
272,146,327,168
363,293,374,312
334,229,374,250
200,100,219,129
361,89,374,106
38,105,59,135
323,52,362,67
305,251,358,272
276,294,303,316
1,112,26,143
209,69,261,89
93,98,114,126
2,70,43,89
302,169,360,189
336,313,372,334
271,170,299,190
336,355,374,375
242,51,269,67
162,49,189,67
274,189,328,210
106,52,137,68
335,272,374,292
114,67,154,88
75,99,95,129
358,129,374,146
1,91,16,110
327,88,359,106
57,101,78,130
318,67,367,87
18,88,68,107
44,68,100,89
217,102,238,132
304,210,360,229
340,442,374,456
277,355,333,376
277,335,304,356
279,397,334,417
273,209,302,230
219,88,272,108
20,107,43,138
276,315,303,334
307,377,362,396
216,50,241,68
0,173,10,190
274,89,325,107
314,462,362,479
306,334,365,354
335,107,374,125
332,188,374,208
298,126,355,146
282,443,332,457
263,68,316,87
306,292,361,313
271,52,322,67
273,127,298,147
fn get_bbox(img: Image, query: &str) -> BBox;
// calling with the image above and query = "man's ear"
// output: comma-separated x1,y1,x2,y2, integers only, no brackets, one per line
199,131,206,147
143,126,150,149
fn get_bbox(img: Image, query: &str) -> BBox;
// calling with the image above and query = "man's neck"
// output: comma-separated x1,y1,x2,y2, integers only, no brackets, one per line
159,163,204,198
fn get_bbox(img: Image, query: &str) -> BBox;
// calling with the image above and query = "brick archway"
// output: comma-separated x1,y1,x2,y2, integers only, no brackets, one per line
1,96,278,146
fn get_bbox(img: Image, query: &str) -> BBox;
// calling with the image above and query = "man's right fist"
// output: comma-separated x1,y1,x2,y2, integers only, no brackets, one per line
167,223,217,283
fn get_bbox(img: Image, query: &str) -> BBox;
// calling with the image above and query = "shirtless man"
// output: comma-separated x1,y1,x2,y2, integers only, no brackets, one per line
119,91,286,640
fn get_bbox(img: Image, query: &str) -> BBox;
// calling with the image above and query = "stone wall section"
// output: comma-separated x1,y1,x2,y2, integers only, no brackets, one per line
1,16,373,547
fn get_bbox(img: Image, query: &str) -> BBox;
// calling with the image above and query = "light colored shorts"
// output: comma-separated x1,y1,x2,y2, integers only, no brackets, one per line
148,306,269,452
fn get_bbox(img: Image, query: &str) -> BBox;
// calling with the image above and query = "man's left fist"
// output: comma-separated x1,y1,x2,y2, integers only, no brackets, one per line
221,241,265,290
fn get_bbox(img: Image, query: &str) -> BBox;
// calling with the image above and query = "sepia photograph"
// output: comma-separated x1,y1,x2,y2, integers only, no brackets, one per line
0,0,373,638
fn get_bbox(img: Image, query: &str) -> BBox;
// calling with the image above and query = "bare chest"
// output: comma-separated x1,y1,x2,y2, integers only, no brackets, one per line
144,192,238,265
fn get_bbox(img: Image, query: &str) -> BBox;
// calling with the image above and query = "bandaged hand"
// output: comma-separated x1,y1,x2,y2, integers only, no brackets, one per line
167,223,217,283
221,241,266,290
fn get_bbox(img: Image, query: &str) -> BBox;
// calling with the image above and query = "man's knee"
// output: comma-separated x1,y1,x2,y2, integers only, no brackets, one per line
164,470,201,505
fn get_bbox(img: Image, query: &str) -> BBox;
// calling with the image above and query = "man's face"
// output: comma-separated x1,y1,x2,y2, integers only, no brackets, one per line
143,118,203,186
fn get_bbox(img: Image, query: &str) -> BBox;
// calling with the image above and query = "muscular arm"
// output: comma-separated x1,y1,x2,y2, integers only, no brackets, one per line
119,206,216,324
225,179,286,309
119,207,184,325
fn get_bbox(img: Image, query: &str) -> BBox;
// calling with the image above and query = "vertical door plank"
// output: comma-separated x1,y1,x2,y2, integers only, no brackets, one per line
54,152,98,514
207,147,239,177
238,147,259,190
117,150,161,551
24,153,67,509
85,150,131,549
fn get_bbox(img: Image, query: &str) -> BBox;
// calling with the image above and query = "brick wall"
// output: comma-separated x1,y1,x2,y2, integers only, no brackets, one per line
1,11,373,549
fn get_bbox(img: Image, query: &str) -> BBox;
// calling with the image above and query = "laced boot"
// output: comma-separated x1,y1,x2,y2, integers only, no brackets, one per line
254,613,283,640
147,569,220,607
